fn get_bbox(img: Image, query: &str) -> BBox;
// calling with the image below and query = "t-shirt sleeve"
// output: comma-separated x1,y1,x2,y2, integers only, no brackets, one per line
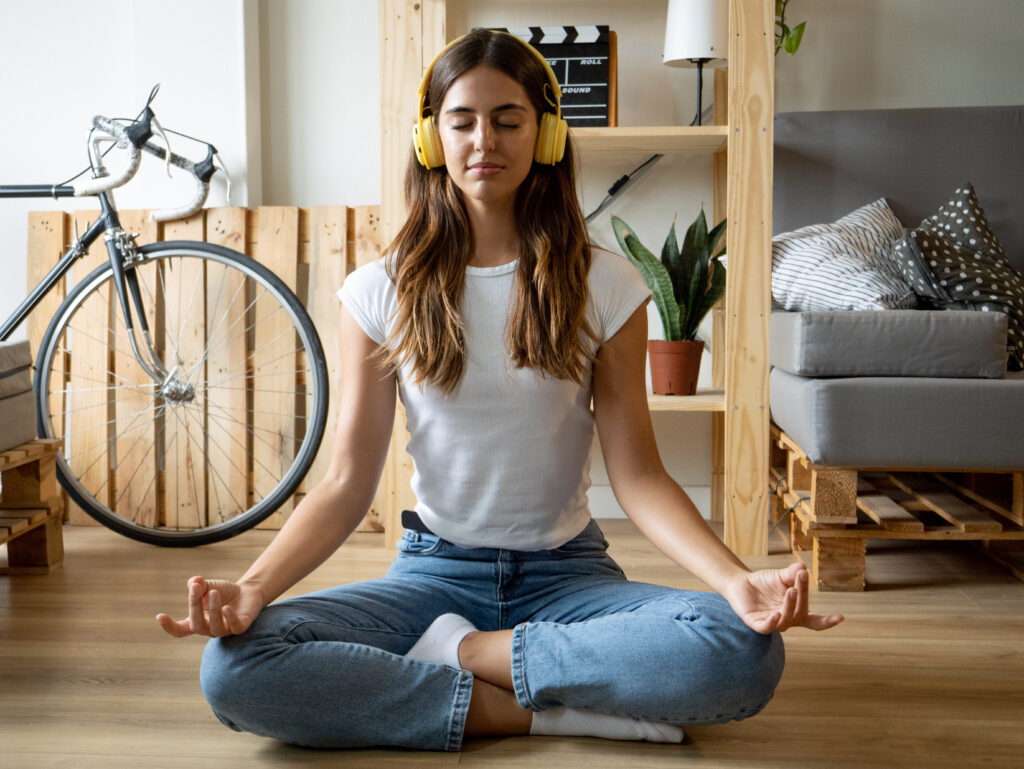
336,259,395,345
589,248,652,342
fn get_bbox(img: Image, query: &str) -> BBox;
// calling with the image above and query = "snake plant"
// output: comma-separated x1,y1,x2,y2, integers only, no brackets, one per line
612,210,726,342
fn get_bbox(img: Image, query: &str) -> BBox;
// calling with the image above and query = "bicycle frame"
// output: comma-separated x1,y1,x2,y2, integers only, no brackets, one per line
0,184,170,384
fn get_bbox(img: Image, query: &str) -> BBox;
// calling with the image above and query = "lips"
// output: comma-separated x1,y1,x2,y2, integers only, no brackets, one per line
468,162,503,176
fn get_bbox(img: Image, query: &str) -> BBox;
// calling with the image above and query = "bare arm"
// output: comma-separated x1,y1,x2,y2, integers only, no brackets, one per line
593,305,842,633
157,304,397,637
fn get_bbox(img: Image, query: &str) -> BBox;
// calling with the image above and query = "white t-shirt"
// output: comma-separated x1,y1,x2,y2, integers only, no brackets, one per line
337,247,650,550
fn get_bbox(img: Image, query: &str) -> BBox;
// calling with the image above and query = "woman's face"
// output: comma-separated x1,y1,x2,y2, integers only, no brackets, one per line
437,64,539,209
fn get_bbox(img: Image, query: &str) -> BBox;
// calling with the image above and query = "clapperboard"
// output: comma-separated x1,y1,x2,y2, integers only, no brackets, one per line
498,26,617,127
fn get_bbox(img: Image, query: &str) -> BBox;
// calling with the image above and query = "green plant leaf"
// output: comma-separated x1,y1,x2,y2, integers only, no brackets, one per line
661,220,687,302
782,21,805,54
684,259,726,340
611,216,681,340
680,211,705,286
707,218,727,256
681,210,713,333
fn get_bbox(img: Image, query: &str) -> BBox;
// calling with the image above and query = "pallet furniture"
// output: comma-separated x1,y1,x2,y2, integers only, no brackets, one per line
769,426,1024,591
378,0,775,552
767,105,1024,589
0,439,64,574
27,206,383,532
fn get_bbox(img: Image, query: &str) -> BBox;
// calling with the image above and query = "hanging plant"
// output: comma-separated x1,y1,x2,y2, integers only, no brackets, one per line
775,0,806,55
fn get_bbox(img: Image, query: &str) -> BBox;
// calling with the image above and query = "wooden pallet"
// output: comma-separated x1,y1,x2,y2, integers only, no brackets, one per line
769,426,1024,591
0,438,64,575
28,206,384,534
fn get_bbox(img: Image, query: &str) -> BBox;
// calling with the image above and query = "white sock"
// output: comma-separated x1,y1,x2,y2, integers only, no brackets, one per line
530,707,684,743
405,613,477,669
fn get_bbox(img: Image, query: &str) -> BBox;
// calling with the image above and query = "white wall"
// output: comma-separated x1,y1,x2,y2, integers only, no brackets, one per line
258,0,380,207
0,0,251,342
774,0,1024,112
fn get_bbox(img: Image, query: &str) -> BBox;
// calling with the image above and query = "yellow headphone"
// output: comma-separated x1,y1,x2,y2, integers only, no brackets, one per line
412,30,569,169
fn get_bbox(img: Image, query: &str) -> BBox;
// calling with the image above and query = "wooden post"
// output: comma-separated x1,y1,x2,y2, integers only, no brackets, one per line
251,207,300,527
205,207,251,527
379,0,445,544
724,0,773,555
813,536,866,592
163,213,209,531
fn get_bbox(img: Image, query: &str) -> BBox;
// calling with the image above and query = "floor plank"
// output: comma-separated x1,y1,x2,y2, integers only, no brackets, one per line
2,520,1023,768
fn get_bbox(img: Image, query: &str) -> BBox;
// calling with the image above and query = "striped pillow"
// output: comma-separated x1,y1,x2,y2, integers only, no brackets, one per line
771,198,917,311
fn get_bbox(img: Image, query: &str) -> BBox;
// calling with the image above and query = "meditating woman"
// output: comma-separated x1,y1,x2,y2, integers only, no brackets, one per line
157,28,842,751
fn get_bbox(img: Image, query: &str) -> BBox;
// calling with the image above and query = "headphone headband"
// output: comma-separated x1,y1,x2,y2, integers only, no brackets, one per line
413,29,568,168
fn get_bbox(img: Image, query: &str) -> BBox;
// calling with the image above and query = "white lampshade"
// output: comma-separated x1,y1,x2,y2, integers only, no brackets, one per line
663,0,729,67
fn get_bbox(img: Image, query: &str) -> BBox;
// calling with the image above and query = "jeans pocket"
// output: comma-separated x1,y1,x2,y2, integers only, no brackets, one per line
395,530,444,556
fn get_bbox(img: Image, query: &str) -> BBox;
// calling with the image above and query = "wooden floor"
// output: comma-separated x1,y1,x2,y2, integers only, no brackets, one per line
2,519,1023,769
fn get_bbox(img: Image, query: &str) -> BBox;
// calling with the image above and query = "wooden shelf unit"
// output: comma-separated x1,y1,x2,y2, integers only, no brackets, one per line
378,0,773,555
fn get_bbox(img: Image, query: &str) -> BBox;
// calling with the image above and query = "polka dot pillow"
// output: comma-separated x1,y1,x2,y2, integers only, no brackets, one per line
891,183,1024,369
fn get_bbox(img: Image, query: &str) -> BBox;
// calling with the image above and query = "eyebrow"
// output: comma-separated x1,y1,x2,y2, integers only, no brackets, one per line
443,103,529,115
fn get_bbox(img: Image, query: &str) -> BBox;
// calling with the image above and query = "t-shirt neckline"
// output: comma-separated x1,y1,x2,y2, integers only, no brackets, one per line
466,259,518,277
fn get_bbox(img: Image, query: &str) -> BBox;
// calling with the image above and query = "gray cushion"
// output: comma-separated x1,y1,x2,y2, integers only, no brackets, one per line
770,310,1008,378
0,340,32,399
0,389,37,453
770,367,1024,470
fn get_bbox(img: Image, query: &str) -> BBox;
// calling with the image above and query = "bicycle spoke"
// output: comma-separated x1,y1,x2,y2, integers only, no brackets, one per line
165,401,206,531
203,397,303,445
200,343,306,393
63,399,160,491
201,429,251,521
181,267,250,382
204,400,293,481
54,344,159,392
184,299,295,389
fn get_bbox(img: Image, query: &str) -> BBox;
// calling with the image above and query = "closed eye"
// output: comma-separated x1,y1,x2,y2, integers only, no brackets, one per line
450,122,521,130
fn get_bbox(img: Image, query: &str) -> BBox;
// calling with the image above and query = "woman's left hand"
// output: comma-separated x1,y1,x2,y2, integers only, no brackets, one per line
721,563,844,634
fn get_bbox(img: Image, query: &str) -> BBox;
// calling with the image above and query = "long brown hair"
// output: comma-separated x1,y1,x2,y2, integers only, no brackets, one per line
380,28,594,394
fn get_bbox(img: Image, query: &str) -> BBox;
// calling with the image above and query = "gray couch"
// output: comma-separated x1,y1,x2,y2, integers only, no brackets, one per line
766,105,1024,590
770,105,1024,472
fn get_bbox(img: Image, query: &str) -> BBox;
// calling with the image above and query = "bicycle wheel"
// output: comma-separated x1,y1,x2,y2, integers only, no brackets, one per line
35,241,329,546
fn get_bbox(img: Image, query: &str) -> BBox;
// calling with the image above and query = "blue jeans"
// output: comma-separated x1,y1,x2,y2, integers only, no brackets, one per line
200,520,784,751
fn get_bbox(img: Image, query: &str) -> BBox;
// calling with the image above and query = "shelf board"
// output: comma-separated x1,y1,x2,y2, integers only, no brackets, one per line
647,388,725,412
571,126,728,156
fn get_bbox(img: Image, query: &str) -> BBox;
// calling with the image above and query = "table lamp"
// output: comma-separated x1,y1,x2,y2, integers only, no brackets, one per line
663,0,728,125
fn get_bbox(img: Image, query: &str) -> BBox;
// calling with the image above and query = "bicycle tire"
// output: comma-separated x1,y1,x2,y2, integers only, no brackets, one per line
34,241,329,546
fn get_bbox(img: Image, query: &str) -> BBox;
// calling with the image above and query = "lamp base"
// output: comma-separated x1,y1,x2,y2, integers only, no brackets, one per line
688,58,712,126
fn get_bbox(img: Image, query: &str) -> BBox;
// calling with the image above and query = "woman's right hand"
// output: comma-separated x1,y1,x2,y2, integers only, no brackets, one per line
156,576,265,638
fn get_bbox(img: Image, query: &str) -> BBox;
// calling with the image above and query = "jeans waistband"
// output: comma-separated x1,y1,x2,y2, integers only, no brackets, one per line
401,509,434,536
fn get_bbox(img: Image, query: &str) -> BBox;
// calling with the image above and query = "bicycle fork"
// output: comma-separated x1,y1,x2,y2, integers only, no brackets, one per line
99,195,194,404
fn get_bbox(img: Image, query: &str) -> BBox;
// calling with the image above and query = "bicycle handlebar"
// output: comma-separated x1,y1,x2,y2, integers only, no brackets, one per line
72,118,142,197
71,103,224,223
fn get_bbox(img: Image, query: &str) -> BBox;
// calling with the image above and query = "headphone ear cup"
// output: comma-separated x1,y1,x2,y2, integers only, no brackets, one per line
413,117,446,169
534,113,568,165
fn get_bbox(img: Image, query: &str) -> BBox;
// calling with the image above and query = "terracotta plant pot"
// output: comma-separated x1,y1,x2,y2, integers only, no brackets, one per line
647,339,704,395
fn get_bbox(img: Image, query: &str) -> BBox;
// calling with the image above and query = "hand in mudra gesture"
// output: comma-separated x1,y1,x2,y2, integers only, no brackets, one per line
723,563,844,634
156,576,265,638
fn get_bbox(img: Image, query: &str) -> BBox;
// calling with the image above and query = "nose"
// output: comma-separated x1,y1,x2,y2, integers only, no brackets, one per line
473,121,495,152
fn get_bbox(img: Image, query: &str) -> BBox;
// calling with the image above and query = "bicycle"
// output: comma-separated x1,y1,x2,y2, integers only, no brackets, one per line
0,87,329,546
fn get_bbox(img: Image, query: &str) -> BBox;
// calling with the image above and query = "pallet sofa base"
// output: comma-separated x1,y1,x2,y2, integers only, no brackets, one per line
0,439,64,575
769,426,1024,591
